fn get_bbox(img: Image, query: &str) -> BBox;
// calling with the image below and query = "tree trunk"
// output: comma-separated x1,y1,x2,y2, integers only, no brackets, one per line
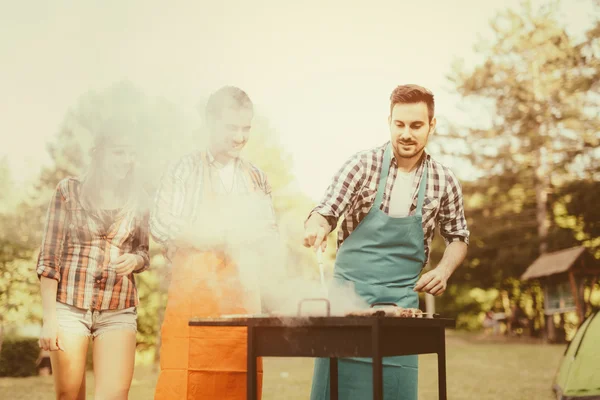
546,314,557,343
543,284,557,342
0,322,4,354
528,285,543,337
532,58,553,340
535,147,549,255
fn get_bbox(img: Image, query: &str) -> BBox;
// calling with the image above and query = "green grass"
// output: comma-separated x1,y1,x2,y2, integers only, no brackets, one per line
0,331,565,399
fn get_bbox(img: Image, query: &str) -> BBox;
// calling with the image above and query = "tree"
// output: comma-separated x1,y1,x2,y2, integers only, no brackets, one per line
447,0,599,277
0,161,42,348
439,0,600,333
552,179,600,257
450,0,598,254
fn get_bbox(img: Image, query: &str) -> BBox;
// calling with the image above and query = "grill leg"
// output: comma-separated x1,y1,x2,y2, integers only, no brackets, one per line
247,326,257,400
438,328,447,400
372,319,383,400
329,358,338,400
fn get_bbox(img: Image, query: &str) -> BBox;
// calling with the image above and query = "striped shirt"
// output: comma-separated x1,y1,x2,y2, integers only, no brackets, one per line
150,151,275,255
36,178,150,310
311,142,470,264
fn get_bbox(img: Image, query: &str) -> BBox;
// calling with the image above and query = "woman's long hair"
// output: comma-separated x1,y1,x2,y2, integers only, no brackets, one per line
79,123,144,228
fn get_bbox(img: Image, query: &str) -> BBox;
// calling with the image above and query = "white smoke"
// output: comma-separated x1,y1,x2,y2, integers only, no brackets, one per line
178,189,370,318
59,83,370,321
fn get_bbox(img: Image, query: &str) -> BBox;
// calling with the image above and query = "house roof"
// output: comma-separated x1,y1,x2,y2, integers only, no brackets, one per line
521,246,588,281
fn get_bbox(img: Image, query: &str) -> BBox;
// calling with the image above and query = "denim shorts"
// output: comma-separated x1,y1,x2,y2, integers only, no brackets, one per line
55,301,137,338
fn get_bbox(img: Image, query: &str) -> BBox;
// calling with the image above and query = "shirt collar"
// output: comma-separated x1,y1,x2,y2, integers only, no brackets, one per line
206,149,239,170
206,149,216,164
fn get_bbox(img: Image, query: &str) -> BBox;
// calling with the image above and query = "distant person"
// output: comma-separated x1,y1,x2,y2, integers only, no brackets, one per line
508,303,529,335
303,84,470,400
483,311,501,335
151,86,278,400
36,123,150,400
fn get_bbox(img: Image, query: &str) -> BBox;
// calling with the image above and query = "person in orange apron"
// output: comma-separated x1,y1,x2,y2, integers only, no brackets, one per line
150,86,278,400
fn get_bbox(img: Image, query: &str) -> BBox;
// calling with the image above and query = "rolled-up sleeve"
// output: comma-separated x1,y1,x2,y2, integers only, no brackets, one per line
437,170,470,246
149,162,187,246
36,182,68,281
308,153,365,229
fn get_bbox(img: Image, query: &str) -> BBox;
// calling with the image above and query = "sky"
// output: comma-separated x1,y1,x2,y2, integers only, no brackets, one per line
0,0,595,200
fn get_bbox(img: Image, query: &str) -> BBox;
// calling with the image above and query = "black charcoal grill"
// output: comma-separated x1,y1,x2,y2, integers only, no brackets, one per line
189,298,454,400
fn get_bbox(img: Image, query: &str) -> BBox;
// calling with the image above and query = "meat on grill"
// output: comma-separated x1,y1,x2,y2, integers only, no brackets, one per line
346,307,424,318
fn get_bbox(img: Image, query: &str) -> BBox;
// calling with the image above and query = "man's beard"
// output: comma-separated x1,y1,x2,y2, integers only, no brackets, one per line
394,141,425,159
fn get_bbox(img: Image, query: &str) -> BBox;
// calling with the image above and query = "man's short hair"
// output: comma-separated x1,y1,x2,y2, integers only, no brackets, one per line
390,84,435,122
205,86,253,122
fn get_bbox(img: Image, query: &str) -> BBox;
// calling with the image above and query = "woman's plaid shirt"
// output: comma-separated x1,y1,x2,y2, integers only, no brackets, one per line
36,178,150,310
310,142,469,264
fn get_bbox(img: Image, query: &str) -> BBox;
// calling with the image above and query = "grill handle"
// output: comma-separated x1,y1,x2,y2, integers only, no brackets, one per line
298,298,331,317
370,302,398,308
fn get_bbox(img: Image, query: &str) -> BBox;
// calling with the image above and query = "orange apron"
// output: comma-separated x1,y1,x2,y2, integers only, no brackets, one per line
154,155,265,400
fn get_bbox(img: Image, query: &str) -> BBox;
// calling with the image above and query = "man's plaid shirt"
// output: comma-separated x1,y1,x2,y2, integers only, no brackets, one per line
310,142,469,264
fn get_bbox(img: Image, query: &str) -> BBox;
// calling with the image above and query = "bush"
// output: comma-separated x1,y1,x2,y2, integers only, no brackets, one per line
0,338,40,377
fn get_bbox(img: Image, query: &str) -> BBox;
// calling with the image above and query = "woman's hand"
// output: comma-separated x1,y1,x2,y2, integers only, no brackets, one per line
111,254,144,276
39,318,64,352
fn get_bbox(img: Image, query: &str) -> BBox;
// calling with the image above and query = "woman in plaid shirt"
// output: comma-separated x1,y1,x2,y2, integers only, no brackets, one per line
304,85,469,400
36,123,150,400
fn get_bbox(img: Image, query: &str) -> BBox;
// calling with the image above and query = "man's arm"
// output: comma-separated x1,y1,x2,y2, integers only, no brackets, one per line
36,181,68,282
414,169,469,296
437,241,468,278
303,153,365,250
414,241,467,295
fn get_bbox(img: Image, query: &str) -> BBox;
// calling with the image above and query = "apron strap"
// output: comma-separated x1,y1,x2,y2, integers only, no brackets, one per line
201,152,213,200
415,162,428,214
373,144,392,208
238,160,260,193
201,153,262,198
374,144,429,214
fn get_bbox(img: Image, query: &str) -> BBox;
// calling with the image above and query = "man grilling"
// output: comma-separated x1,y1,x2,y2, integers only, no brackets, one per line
151,86,278,400
303,84,469,400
